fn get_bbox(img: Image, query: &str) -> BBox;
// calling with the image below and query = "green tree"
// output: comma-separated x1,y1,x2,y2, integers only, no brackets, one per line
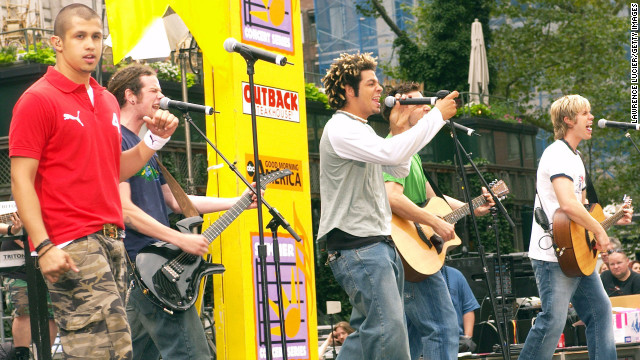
358,0,493,92
490,0,628,131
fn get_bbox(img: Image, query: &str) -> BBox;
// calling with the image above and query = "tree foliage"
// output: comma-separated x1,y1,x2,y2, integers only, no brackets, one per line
490,0,629,131
357,0,492,92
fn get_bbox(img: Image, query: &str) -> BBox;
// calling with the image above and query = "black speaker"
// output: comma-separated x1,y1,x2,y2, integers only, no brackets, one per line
447,253,539,301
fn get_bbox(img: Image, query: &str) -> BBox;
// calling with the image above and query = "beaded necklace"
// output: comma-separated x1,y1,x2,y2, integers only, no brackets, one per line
336,110,368,124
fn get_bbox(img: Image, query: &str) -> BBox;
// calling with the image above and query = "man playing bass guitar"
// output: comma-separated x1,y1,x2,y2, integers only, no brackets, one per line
520,95,633,359
107,64,260,360
382,82,494,360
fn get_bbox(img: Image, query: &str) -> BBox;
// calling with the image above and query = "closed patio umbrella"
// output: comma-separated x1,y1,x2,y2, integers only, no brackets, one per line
468,18,489,104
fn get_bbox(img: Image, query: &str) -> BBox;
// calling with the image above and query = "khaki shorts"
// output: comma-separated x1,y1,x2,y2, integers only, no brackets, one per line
3,278,55,318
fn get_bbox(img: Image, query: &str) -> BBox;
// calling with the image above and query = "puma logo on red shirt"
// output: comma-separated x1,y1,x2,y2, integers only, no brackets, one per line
63,111,84,127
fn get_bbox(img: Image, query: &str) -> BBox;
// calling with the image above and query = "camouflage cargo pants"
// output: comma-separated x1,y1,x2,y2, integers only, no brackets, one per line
45,233,132,359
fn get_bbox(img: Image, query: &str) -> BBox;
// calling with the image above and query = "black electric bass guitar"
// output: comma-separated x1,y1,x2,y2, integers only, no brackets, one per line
135,169,291,312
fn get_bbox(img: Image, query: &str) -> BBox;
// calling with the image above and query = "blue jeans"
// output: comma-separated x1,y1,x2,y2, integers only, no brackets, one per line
126,278,211,360
404,271,459,360
519,259,615,360
328,241,410,360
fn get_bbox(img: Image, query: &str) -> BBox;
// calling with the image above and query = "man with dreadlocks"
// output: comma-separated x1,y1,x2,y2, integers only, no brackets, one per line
317,53,459,359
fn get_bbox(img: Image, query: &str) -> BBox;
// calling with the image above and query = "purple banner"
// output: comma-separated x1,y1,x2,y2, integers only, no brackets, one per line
241,0,294,54
252,233,309,359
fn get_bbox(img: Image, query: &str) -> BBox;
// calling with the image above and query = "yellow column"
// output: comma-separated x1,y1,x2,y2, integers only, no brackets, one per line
201,1,317,359
105,0,316,358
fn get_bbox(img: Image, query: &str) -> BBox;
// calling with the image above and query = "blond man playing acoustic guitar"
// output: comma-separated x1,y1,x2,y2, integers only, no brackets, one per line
520,94,633,359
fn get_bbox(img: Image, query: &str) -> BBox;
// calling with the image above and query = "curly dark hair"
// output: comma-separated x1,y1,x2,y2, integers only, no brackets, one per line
380,82,421,122
107,64,157,107
322,53,377,109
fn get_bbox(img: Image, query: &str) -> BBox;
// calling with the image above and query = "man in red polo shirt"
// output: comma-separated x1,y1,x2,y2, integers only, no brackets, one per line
9,4,178,359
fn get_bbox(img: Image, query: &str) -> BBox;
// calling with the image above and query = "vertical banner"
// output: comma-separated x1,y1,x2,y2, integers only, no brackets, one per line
631,3,639,123
252,234,310,359
204,1,316,359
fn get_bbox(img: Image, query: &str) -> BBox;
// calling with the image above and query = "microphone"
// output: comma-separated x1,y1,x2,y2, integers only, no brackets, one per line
384,96,438,107
445,121,476,136
383,96,475,136
597,119,640,131
384,89,456,107
223,37,291,66
159,97,215,115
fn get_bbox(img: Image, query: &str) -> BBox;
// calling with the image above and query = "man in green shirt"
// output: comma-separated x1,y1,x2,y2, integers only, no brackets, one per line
383,82,493,359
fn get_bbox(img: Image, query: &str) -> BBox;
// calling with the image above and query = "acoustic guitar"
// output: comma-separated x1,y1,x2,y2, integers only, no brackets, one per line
553,196,632,277
392,180,509,282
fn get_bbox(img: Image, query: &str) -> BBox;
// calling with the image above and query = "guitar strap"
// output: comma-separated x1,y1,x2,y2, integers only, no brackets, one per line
156,158,200,218
423,170,446,204
419,167,447,250
576,151,599,205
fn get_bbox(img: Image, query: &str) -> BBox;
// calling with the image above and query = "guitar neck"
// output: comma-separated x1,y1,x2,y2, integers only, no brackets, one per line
600,207,627,231
443,195,486,224
201,194,253,244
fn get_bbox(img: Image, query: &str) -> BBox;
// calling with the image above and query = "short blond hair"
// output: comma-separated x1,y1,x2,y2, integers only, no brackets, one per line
550,95,591,140
322,53,377,109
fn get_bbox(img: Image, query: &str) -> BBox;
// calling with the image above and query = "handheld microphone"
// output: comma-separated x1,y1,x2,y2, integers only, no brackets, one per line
597,119,640,131
159,97,215,115
223,37,291,66
384,96,475,136
384,96,438,107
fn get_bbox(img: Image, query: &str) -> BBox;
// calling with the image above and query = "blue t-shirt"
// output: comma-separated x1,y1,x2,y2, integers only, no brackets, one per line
121,126,168,260
442,265,480,335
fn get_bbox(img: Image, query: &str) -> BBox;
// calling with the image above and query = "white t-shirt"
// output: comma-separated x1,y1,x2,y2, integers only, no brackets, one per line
528,139,586,262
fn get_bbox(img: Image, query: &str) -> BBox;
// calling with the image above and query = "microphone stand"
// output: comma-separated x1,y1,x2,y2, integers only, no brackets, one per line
447,114,515,360
177,63,300,360
266,217,290,359
20,231,52,360
625,132,640,155
242,58,273,359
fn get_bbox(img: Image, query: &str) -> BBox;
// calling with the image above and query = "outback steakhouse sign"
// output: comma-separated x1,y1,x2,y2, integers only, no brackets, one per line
242,82,299,122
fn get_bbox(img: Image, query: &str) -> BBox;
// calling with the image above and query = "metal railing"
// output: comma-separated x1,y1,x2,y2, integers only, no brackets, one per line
452,91,523,122
0,27,53,53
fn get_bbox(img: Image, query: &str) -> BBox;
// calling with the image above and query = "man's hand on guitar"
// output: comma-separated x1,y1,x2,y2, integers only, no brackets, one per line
616,206,634,225
243,182,264,209
177,233,209,256
432,217,456,241
593,228,611,252
38,246,79,283
474,187,495,216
